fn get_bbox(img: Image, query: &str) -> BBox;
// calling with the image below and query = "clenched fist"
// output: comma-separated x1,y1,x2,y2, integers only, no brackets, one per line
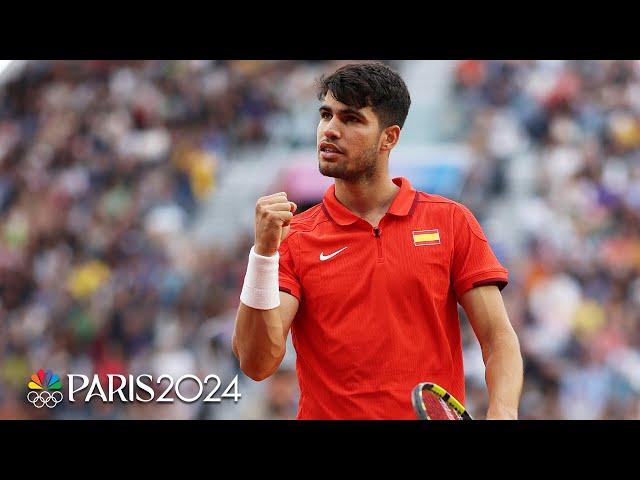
254,192,297,257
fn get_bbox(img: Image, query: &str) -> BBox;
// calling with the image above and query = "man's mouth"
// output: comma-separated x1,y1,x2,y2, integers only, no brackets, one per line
319,143,343,159
319,142,343,154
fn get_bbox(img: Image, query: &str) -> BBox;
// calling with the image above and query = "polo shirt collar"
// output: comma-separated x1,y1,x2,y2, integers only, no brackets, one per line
322,177,417,226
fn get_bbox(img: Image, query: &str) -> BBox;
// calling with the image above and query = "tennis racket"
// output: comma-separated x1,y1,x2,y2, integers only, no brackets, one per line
411,382,473,420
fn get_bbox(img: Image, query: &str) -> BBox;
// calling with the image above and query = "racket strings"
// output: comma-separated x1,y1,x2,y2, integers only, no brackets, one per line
422,391,462,420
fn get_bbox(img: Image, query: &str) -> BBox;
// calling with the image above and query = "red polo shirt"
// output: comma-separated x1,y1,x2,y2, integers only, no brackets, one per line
278,177,508,419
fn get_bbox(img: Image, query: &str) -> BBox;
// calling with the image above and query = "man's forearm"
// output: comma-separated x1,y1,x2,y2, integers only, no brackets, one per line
233,303,286,381
483,330,523,419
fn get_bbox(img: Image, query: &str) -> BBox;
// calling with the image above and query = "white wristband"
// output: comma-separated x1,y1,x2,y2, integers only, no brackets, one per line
240,246,281,310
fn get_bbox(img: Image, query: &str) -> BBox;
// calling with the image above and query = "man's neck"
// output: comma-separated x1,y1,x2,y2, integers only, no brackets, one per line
334,172,400,226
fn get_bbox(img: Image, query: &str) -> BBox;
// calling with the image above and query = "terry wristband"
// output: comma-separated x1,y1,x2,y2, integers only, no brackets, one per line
240,246,281,310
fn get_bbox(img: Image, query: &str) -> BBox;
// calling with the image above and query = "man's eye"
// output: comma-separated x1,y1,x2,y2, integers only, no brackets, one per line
345,117,358,123
321,112,331,120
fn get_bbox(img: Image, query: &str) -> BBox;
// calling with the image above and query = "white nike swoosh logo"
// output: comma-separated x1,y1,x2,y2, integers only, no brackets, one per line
320,247,348,261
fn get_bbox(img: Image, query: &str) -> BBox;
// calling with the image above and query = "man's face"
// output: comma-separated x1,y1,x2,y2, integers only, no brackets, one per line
317,92,384,182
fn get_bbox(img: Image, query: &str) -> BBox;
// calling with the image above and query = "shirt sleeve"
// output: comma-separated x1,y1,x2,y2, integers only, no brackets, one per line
451,203,508,300
278,231,302,301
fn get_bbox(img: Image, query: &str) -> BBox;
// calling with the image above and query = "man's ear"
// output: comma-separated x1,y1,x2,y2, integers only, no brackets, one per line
380,125,401,152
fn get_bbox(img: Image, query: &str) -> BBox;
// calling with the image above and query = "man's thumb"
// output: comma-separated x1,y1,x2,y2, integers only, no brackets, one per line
280,224,291,242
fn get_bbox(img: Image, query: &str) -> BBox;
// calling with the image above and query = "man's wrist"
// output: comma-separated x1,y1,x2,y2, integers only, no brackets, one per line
240,246,280,310
254,243,278,257
486,405,518,420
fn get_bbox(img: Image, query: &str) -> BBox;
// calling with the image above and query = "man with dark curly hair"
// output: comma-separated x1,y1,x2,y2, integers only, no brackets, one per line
233,62,523,420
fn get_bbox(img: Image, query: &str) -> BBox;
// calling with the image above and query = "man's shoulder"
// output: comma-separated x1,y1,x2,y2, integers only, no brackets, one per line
414,191,464,211
415,191,488,243
413,191,478,223
288,203,330,233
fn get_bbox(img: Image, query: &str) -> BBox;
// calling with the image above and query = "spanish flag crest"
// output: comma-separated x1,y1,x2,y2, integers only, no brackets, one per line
412,229,440,246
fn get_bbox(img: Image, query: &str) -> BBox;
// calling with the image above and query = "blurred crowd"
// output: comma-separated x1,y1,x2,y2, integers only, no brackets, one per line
0,60,346,419
2,60,639,420
452,60,640,419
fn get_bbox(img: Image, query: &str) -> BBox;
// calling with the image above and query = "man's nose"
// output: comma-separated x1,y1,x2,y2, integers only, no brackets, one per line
322,118,341,140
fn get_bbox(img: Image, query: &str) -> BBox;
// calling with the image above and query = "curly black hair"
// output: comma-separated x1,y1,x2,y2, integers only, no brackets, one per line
317,62,411,129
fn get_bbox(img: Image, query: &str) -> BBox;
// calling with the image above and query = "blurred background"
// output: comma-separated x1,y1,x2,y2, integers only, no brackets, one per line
1,60,639,419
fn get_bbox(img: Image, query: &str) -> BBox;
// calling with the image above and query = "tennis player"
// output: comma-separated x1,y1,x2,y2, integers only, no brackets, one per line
233,62,523,420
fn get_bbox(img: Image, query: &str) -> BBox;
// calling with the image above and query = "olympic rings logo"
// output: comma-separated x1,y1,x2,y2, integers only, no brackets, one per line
27,390,64,409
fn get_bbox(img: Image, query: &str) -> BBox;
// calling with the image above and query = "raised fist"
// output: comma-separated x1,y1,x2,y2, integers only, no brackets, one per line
254,192,297,256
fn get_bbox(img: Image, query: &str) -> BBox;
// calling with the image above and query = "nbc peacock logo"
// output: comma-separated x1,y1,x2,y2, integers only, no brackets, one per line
27,369,64,409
